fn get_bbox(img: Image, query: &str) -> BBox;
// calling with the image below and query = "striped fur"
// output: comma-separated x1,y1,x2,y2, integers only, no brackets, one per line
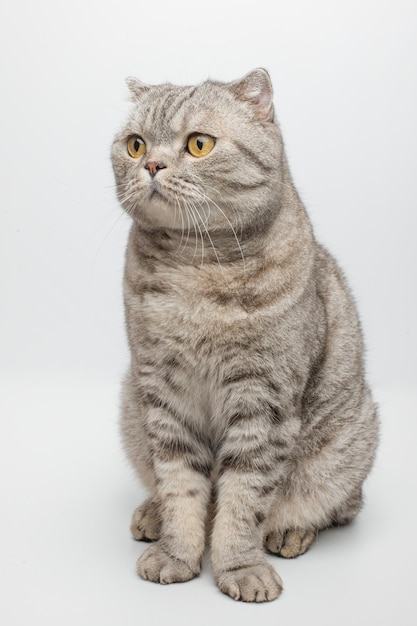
112,69,379,602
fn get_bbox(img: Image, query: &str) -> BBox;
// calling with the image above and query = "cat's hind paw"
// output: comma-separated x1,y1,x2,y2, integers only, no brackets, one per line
130,498,161,542
216,562,283,602
265,528,316,558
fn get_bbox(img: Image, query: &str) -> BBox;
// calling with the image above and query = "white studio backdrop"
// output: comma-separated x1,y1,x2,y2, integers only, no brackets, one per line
1,3,417,626
1,0,416,386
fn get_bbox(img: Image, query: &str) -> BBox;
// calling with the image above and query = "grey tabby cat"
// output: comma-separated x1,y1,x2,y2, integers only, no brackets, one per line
111,69,378,603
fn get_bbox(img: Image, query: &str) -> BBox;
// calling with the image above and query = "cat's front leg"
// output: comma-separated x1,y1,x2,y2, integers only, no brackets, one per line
211,404,296,602
136,405,212,584
212,470,283,602
137,460,212,583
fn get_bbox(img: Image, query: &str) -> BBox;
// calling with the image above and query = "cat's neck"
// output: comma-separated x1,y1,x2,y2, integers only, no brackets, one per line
129,164,314,273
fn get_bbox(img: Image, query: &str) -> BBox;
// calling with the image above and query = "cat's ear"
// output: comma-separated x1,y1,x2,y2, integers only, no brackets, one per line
126,76,150,101
229,68,274,122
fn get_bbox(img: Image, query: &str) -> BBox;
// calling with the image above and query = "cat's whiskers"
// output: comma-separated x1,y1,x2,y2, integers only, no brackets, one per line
116,181,142,216
166,180,241,284
157,178,195,255
190,175,245,265
188,198,231,286
117,189,136,216
163,179,206,265
182,196,205,267
193,188,246,273
174,195,188,253
91,207,131,279
177,199,193,257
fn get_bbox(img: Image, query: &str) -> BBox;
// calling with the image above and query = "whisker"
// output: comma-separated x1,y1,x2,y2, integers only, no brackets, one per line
175,195,188,253
183,196,193,255
183,197,205,267
193,187,246,272
190,200,231,286
86,207,131,295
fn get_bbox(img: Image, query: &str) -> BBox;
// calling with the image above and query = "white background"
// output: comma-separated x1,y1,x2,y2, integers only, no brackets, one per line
1,1,416,624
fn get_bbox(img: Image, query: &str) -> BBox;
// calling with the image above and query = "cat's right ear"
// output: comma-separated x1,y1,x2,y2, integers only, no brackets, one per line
126,77,150,100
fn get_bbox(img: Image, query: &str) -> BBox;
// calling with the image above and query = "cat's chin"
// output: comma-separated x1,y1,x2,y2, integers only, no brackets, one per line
139,194,179,229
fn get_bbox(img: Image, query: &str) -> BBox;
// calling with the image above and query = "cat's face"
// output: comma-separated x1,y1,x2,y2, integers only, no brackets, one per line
111,69,283,234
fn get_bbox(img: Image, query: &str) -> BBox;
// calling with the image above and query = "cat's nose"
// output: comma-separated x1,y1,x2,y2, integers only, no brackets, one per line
145,161,167,178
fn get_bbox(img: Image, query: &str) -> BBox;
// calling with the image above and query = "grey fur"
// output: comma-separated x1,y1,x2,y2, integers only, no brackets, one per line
111,69,378,603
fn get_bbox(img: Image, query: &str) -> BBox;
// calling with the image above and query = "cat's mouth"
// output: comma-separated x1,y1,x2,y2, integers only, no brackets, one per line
148,183,168,203
149,189,162,200
145,185,176,218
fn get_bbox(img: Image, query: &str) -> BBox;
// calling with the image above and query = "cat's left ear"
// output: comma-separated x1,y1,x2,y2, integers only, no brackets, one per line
126,76,150,101
229,68,274,122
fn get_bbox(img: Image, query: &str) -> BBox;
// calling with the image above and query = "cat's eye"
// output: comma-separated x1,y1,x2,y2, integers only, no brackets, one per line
187,134,215,158
127,135,146,158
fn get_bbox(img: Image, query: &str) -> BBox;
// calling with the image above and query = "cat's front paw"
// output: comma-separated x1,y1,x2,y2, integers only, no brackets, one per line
136,543,200,584
216,562,283,602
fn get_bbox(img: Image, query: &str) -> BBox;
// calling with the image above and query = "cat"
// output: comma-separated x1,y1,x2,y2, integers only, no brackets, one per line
111,68,379,603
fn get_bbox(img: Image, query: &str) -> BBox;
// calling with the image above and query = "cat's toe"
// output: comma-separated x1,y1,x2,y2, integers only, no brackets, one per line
136,543,199,584
216,562,283,603
266,528,316,558
265,530,284,555
130,498,161,541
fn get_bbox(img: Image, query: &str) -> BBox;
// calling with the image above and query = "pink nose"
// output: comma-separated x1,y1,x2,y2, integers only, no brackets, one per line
145,162,166,178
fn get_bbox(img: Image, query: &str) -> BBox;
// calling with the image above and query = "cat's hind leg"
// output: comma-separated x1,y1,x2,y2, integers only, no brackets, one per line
263,482,364,559
265,528,317,558
130,497,161,542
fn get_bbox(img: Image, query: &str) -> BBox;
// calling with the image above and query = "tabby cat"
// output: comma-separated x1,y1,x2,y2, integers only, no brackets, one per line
111,69,378,602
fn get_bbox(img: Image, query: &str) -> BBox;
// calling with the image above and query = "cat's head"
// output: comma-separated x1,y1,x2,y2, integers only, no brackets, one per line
111,69,283,235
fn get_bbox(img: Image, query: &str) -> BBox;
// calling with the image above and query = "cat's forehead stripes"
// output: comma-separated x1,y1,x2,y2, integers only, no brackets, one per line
129,85,195,142
145,86,188,131
130,83,223,144
157,86,199,129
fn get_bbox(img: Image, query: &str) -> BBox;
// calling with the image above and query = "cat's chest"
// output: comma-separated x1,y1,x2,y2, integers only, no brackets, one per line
125,266,258,433
130,264,252,343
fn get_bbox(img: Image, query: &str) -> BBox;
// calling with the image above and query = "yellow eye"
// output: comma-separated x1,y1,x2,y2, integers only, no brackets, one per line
127,135,146,158
187,134,215,158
